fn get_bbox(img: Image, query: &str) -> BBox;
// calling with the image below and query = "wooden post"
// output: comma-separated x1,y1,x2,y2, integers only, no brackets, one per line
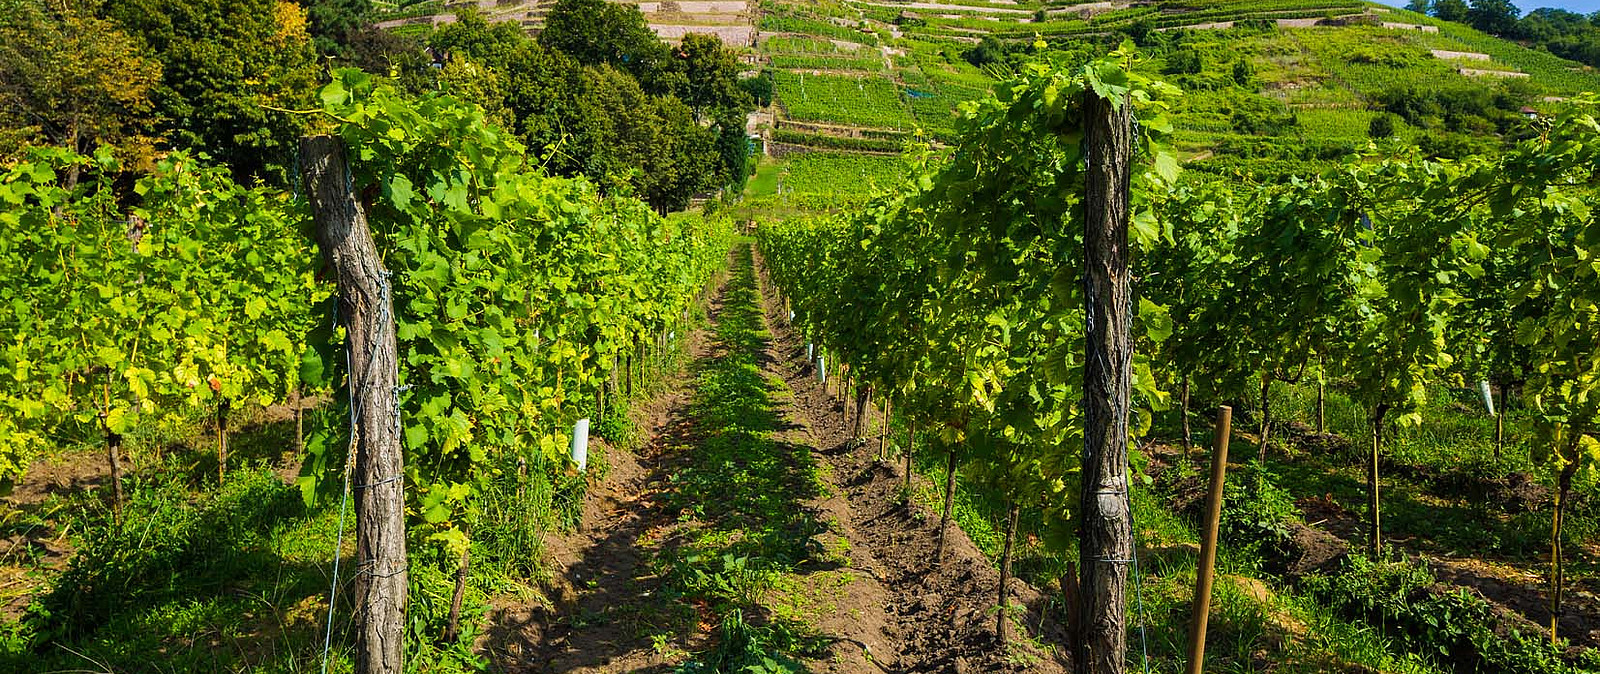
1368,404,1389,556
1494,378,1505,459
1077,84,1135,674
1316,356,1327,435
105,427,124,522
444,530,472,644
1550,429,1581,642
218,398,230,483
936,440,958,560
300,135,408,674
1180,376,1192,455
904,420,915,492
997,498,1020,647
879,397,892,459
294,388,305,455
1256,376,1272,464
1185,407,1232,674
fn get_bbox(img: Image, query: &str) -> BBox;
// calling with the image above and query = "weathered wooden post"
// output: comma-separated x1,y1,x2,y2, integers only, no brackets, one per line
1077,84,1135,674
300,135,407,674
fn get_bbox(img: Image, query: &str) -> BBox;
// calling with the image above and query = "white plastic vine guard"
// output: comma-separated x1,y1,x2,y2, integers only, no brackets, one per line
819,356,827,384
571,418,590,472
807,343,813,360
1479,380,1496,417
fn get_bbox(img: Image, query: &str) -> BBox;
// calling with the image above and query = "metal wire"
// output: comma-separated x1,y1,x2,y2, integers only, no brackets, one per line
1128,478,1151,674
320,271,396,672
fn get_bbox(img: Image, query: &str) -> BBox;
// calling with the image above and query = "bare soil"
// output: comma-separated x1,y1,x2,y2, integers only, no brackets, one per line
483,250,1072,673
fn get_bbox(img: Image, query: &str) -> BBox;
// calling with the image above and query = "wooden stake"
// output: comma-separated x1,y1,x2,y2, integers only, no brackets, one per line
1185,407,1232,674
998,498,1020,647
218,398,230,483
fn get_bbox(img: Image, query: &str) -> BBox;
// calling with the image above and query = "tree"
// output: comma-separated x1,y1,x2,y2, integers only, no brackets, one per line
345,27,432,93
963,35,1008,67
1231,59,1255,88
437,55,514,130
0,0,162,178
540,0,671,92
300,0,373,57
102,0,322,183
1368,113,1395,139
739,73,773,107
1163,48,1203,75
1432,0,1469,23
1406,0,1431,14
713,110,752,194
672,33,751,118
1467,0,1519,35
430,6,527,64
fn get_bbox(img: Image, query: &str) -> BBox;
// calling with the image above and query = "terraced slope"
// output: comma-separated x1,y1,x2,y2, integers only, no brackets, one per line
372,0,1600,202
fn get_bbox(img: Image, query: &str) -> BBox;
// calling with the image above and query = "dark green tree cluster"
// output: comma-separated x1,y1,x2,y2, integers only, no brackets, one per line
424,3,755,212
1,0,322,183
0,0,753,208
1412,0,1600,69
1372,78,1536,156
1511,8,1600,69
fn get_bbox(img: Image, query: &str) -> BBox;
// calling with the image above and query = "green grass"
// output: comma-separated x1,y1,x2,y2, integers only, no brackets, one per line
648,244,842,670
746,158,786,199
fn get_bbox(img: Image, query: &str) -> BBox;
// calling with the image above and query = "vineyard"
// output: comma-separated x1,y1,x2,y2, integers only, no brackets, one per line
754,50,1600,673
2,0,1600,671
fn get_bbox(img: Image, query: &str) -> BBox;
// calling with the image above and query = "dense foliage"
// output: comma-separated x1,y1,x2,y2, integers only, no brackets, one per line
761,46,1178,550
304,69,735,555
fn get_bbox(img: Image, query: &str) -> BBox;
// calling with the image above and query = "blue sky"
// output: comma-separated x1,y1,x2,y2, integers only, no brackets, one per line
1370,0,1600,14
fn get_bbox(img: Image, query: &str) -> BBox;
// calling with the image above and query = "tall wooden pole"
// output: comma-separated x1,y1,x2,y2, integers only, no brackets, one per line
1185,407,1232,674
301,135,408,674
1077,87,1135,674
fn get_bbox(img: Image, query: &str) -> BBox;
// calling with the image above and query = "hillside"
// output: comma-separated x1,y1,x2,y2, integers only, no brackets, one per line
375,0,1600,204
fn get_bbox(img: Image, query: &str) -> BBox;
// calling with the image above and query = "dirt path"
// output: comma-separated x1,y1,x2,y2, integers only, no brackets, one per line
484,245,1070,673
751,248,1073,673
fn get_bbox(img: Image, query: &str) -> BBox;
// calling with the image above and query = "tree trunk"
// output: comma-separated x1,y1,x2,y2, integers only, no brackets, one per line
998,498,1020,647
1550,436,1580,643
218,398,230,483
1368,404,1389,556
301,135,408,674
1256,375,1272,464
444,533,472,644
936,441,958,561
1180,376,1192,456
626,351,634,398
1062,560,1083,661
1077,86,1135,674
